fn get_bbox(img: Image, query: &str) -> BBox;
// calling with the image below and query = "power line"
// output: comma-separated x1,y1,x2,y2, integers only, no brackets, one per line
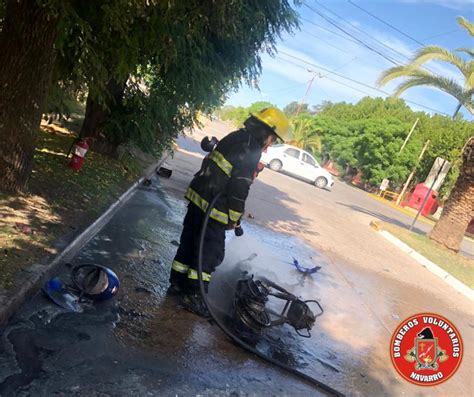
295,75,316,116
301,28,347,53
276,50,450,115
278,54,447,114
311,0,415,64
300,16,361,46
347,0,424,46
276,55,383,96
305,1,439,75
277,55,417,106
330,56,358,73
422,29,461,41
323,74,377,96
317,56,359,79
275,55,346,78
313,78,332,99
303,2,403,66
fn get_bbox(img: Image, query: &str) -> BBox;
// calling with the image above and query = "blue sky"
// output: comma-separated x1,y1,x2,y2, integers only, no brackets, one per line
225,0,474,119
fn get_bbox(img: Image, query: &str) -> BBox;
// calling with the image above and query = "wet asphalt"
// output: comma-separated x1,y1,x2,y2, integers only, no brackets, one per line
0,177,344,396
1,130,472,396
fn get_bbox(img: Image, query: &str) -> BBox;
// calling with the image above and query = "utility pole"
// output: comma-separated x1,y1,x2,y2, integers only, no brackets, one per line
294,75,315,117
399,118,419,154
396,140,430,205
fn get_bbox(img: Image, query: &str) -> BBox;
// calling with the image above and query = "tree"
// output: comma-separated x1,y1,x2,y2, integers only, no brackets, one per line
72,1,297,152
415,115,473,200
217,106,249,126
288,115,322,155
0,0,61,192
377,17,473,115
298,97,470,191
216,101,277,127
378,16,474,252
0,0,148,191
429,137,473,251
283,101,309,116
352,118,420,186
248,101,276,115
0,0,299,191
311,99,422,179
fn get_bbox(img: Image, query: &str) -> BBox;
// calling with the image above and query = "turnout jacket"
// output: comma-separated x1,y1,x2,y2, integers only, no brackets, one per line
186,128,262,225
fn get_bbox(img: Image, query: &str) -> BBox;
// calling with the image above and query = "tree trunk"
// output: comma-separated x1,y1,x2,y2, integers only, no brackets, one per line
0,0,59,193
429,137,474,252
80,78,127,141
80,95,108,140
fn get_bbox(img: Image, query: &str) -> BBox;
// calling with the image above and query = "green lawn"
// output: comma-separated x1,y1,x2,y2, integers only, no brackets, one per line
382,222,474,289
0,124,146,289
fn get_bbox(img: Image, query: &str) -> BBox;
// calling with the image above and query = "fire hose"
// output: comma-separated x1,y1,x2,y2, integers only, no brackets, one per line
197,193,345,397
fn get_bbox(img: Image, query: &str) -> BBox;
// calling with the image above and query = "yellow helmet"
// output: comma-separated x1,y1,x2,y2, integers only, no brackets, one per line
251,107,291,142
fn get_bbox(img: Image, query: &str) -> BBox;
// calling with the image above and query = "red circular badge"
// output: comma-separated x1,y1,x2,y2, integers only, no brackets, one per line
390,313,463,386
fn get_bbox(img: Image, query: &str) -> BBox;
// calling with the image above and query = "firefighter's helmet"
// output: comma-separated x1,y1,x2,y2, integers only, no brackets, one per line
251,107,291,142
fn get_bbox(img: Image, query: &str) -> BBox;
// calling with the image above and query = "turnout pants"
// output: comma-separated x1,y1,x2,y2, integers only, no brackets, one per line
170,203,226,292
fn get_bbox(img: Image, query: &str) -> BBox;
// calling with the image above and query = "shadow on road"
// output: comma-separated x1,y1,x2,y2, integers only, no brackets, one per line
250,177,321,239
336,201,427,235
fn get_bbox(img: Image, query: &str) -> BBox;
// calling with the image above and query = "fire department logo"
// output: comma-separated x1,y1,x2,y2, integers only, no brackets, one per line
390,313,463,386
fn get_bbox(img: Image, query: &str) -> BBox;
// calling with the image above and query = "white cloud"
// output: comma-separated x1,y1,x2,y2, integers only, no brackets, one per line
228,12,470,116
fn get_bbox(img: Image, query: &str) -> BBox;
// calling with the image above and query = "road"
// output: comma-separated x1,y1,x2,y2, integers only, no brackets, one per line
184,119,473,258
177,120,474,394
0,119,472,396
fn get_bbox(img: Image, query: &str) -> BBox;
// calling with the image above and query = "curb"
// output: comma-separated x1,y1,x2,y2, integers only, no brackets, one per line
374,226,474,302
0,153,170,325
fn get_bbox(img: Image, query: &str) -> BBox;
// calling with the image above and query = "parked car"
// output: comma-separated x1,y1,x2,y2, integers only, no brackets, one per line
260,144,334,189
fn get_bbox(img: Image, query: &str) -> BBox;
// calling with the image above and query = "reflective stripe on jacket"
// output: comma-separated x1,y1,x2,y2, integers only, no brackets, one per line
186,128,261,224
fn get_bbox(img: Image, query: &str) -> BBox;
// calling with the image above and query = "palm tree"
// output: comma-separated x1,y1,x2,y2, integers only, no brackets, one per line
377,16,473,252
378,17,473,115
288,116,322,155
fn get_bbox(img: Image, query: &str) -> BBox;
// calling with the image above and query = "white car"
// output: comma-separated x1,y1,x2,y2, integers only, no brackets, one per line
260,144,334,189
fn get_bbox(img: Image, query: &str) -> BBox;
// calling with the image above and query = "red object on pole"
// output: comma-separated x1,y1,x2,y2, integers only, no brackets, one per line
406,183,439,216
68,139,89,172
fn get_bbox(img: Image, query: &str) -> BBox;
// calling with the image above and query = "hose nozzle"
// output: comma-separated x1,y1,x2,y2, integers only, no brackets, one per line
234,221,244,237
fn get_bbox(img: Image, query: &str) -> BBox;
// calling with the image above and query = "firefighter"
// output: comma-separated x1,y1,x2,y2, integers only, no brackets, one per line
169,107,291,317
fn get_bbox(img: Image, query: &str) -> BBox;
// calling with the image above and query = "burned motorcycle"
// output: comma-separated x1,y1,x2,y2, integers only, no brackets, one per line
233,274,323,338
